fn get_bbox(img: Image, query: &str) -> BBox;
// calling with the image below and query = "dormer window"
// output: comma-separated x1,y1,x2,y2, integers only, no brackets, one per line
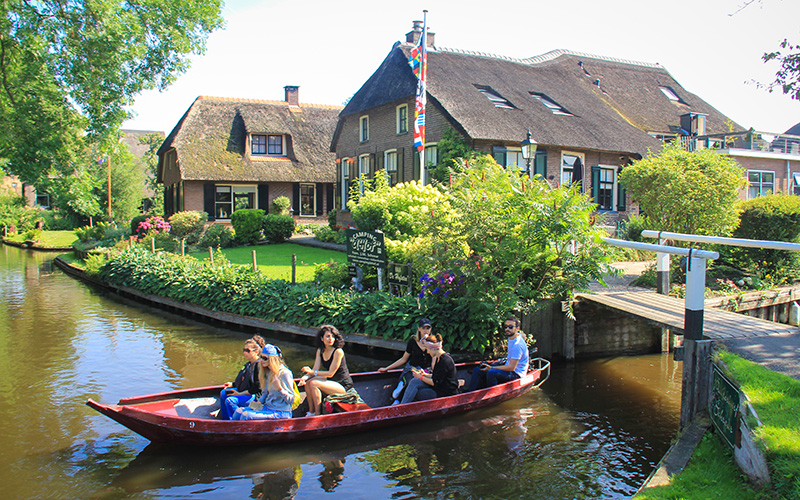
530,92,573,116
251,134,285,156
474,84,515,109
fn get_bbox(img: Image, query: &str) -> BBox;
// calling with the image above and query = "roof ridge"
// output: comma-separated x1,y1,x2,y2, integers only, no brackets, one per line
196,95,343,110
429,45,661,69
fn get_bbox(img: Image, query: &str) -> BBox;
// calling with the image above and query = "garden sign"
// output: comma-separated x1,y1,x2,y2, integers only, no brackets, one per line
346,229,386,268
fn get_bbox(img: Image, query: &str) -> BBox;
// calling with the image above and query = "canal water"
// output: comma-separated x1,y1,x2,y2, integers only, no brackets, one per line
0,245,682,499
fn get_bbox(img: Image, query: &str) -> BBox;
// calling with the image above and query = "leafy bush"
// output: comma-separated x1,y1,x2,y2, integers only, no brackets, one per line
136,215,170,239
729,194,800,278
199,223,234,249
618,214,648,242
42,209,79,230
314,225,347,244
168,210,208,244
83,253,108,277
140,232,179,253
314,261,350,289
230,208,264,245
328,209,337,229
270,196,291,215
17,207,45,232
130,215,148,236
262,214,295,243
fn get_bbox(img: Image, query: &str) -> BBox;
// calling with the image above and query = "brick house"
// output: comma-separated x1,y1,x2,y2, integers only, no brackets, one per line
330,22,746,222
157,87,342,222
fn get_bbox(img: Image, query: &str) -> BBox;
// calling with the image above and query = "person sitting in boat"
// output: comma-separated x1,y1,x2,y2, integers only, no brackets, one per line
378,317,433,404
218,335,265,420
399,333,459,404
231,344,295,420
468,316,529,391
298,325,355,417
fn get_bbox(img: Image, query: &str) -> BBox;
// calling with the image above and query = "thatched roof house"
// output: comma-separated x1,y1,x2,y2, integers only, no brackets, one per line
331,22,745,220
158,87,342,220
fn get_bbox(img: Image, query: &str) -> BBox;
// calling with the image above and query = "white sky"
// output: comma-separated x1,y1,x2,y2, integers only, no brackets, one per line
122,0,800,136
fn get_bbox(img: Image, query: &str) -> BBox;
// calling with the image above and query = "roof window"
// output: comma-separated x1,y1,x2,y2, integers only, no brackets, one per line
659,86,687,105
474,84,515,109
529,92,573,116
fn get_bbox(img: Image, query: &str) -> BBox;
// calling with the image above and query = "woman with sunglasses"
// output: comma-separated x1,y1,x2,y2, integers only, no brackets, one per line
378,318,433,405
218,335,266,420
232,344,295,420
399,333,459,404
298,325,354,416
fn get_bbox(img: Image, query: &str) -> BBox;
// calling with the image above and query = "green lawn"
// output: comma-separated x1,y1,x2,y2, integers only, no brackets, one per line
188,243,346,282
4,230,77,248
636,350,800,500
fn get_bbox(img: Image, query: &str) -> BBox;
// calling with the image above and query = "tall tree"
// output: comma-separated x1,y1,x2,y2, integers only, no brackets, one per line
0,0,224,184
763,39,800,101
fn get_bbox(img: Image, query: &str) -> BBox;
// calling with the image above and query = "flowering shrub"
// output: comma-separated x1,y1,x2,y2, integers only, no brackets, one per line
418,271,465,299
136,215,170,239
716,278,742,295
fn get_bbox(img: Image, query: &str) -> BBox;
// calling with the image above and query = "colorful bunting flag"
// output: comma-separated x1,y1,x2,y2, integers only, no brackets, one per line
409,12,427,153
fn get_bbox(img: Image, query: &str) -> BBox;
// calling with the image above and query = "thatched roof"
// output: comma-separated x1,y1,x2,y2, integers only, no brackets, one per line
159,96,342,183
339,45,744,156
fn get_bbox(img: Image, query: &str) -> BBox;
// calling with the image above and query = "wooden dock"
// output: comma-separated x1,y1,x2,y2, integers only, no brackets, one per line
576,291,800,339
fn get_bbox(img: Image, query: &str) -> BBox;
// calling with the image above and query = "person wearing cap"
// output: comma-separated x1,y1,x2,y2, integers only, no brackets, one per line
468,316,530,391
378,318,434,405
399,333,459,404
218,335,265,420
232,344,295,420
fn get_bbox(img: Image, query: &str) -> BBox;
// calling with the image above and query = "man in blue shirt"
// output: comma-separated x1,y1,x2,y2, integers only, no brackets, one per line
468,316,530,390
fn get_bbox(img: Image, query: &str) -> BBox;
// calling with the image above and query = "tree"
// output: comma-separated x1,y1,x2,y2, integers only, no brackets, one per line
618,143,746,237
763,39,800,101
0,0,224,185
138,132,166,215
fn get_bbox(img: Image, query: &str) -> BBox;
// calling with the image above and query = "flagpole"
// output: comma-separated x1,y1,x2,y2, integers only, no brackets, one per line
420,10,427,186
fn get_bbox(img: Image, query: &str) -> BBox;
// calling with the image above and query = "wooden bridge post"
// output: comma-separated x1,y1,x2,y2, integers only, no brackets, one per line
681,253,713,429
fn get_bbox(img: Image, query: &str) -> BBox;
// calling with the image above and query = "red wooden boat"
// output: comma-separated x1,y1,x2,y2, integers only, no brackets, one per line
86,359,550,446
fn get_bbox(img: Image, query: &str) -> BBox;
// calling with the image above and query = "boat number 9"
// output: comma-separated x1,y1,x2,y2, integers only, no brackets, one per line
189,421,195,428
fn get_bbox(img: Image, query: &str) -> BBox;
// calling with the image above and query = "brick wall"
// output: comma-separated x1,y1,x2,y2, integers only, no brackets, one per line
729,155,800,199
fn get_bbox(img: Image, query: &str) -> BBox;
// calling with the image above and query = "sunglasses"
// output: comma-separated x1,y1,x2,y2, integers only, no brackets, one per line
243,348,253,353
503,324,516,330
260,356,270,361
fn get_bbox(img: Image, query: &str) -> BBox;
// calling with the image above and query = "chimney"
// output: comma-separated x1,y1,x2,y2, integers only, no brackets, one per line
284,85,299,106
405,20,435,48
680,112,708,136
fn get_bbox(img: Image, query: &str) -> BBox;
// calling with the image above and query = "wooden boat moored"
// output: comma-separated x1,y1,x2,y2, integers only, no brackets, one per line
86,359,550,446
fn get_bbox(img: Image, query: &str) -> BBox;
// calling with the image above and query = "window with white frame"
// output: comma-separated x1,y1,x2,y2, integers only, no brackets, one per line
748,170,774,199
251,134,285,156
424,144,438,167
396,105,408,134
300,183,316,217
596,166,615,210
474,84,515,109
360,116,369,142
215,185,256,219
35,193,50,208
359,154,370,175
385,150,398,172
793,173,800,196
561,152,584,186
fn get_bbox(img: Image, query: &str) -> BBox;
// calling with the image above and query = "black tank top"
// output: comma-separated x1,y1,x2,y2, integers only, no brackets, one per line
321,348,354,391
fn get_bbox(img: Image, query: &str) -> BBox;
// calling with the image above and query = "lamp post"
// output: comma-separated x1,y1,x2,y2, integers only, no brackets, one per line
520,130,538,172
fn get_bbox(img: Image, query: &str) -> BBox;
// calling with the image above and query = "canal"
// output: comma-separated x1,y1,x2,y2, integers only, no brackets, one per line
0,245,682,499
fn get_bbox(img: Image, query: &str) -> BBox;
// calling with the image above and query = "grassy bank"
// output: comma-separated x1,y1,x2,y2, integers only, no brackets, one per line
636,351,800,499
188,243,346,282
4,230,76,248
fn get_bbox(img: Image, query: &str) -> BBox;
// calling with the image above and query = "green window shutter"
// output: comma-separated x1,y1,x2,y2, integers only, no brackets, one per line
534,151,547,178
292,183,300,214
617,183,627,212
492,146,507,166
203,183,215,221
591,166,601,203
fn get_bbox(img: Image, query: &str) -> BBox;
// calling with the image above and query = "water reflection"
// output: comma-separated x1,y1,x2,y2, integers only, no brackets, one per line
0,246,681,499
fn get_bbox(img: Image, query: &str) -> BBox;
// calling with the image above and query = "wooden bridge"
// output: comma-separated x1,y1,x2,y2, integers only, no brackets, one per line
575,290,800,339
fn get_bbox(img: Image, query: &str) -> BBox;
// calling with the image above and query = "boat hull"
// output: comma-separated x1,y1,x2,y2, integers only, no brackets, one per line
87,359,550,446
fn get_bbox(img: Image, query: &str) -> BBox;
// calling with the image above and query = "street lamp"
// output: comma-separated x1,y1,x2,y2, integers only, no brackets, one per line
520,130,538,172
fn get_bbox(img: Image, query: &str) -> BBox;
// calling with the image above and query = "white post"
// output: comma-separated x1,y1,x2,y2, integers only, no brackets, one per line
657,236,670,295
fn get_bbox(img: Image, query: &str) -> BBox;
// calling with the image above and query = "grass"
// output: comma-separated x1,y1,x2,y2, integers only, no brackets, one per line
635,433,764,499
188,243,347,282
718,350,800,499
636,351,800,500
4,230,77,248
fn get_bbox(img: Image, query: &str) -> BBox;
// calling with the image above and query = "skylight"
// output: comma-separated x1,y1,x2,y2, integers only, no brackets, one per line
659,86,683,103
529,92,573,116
474,84,515,109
